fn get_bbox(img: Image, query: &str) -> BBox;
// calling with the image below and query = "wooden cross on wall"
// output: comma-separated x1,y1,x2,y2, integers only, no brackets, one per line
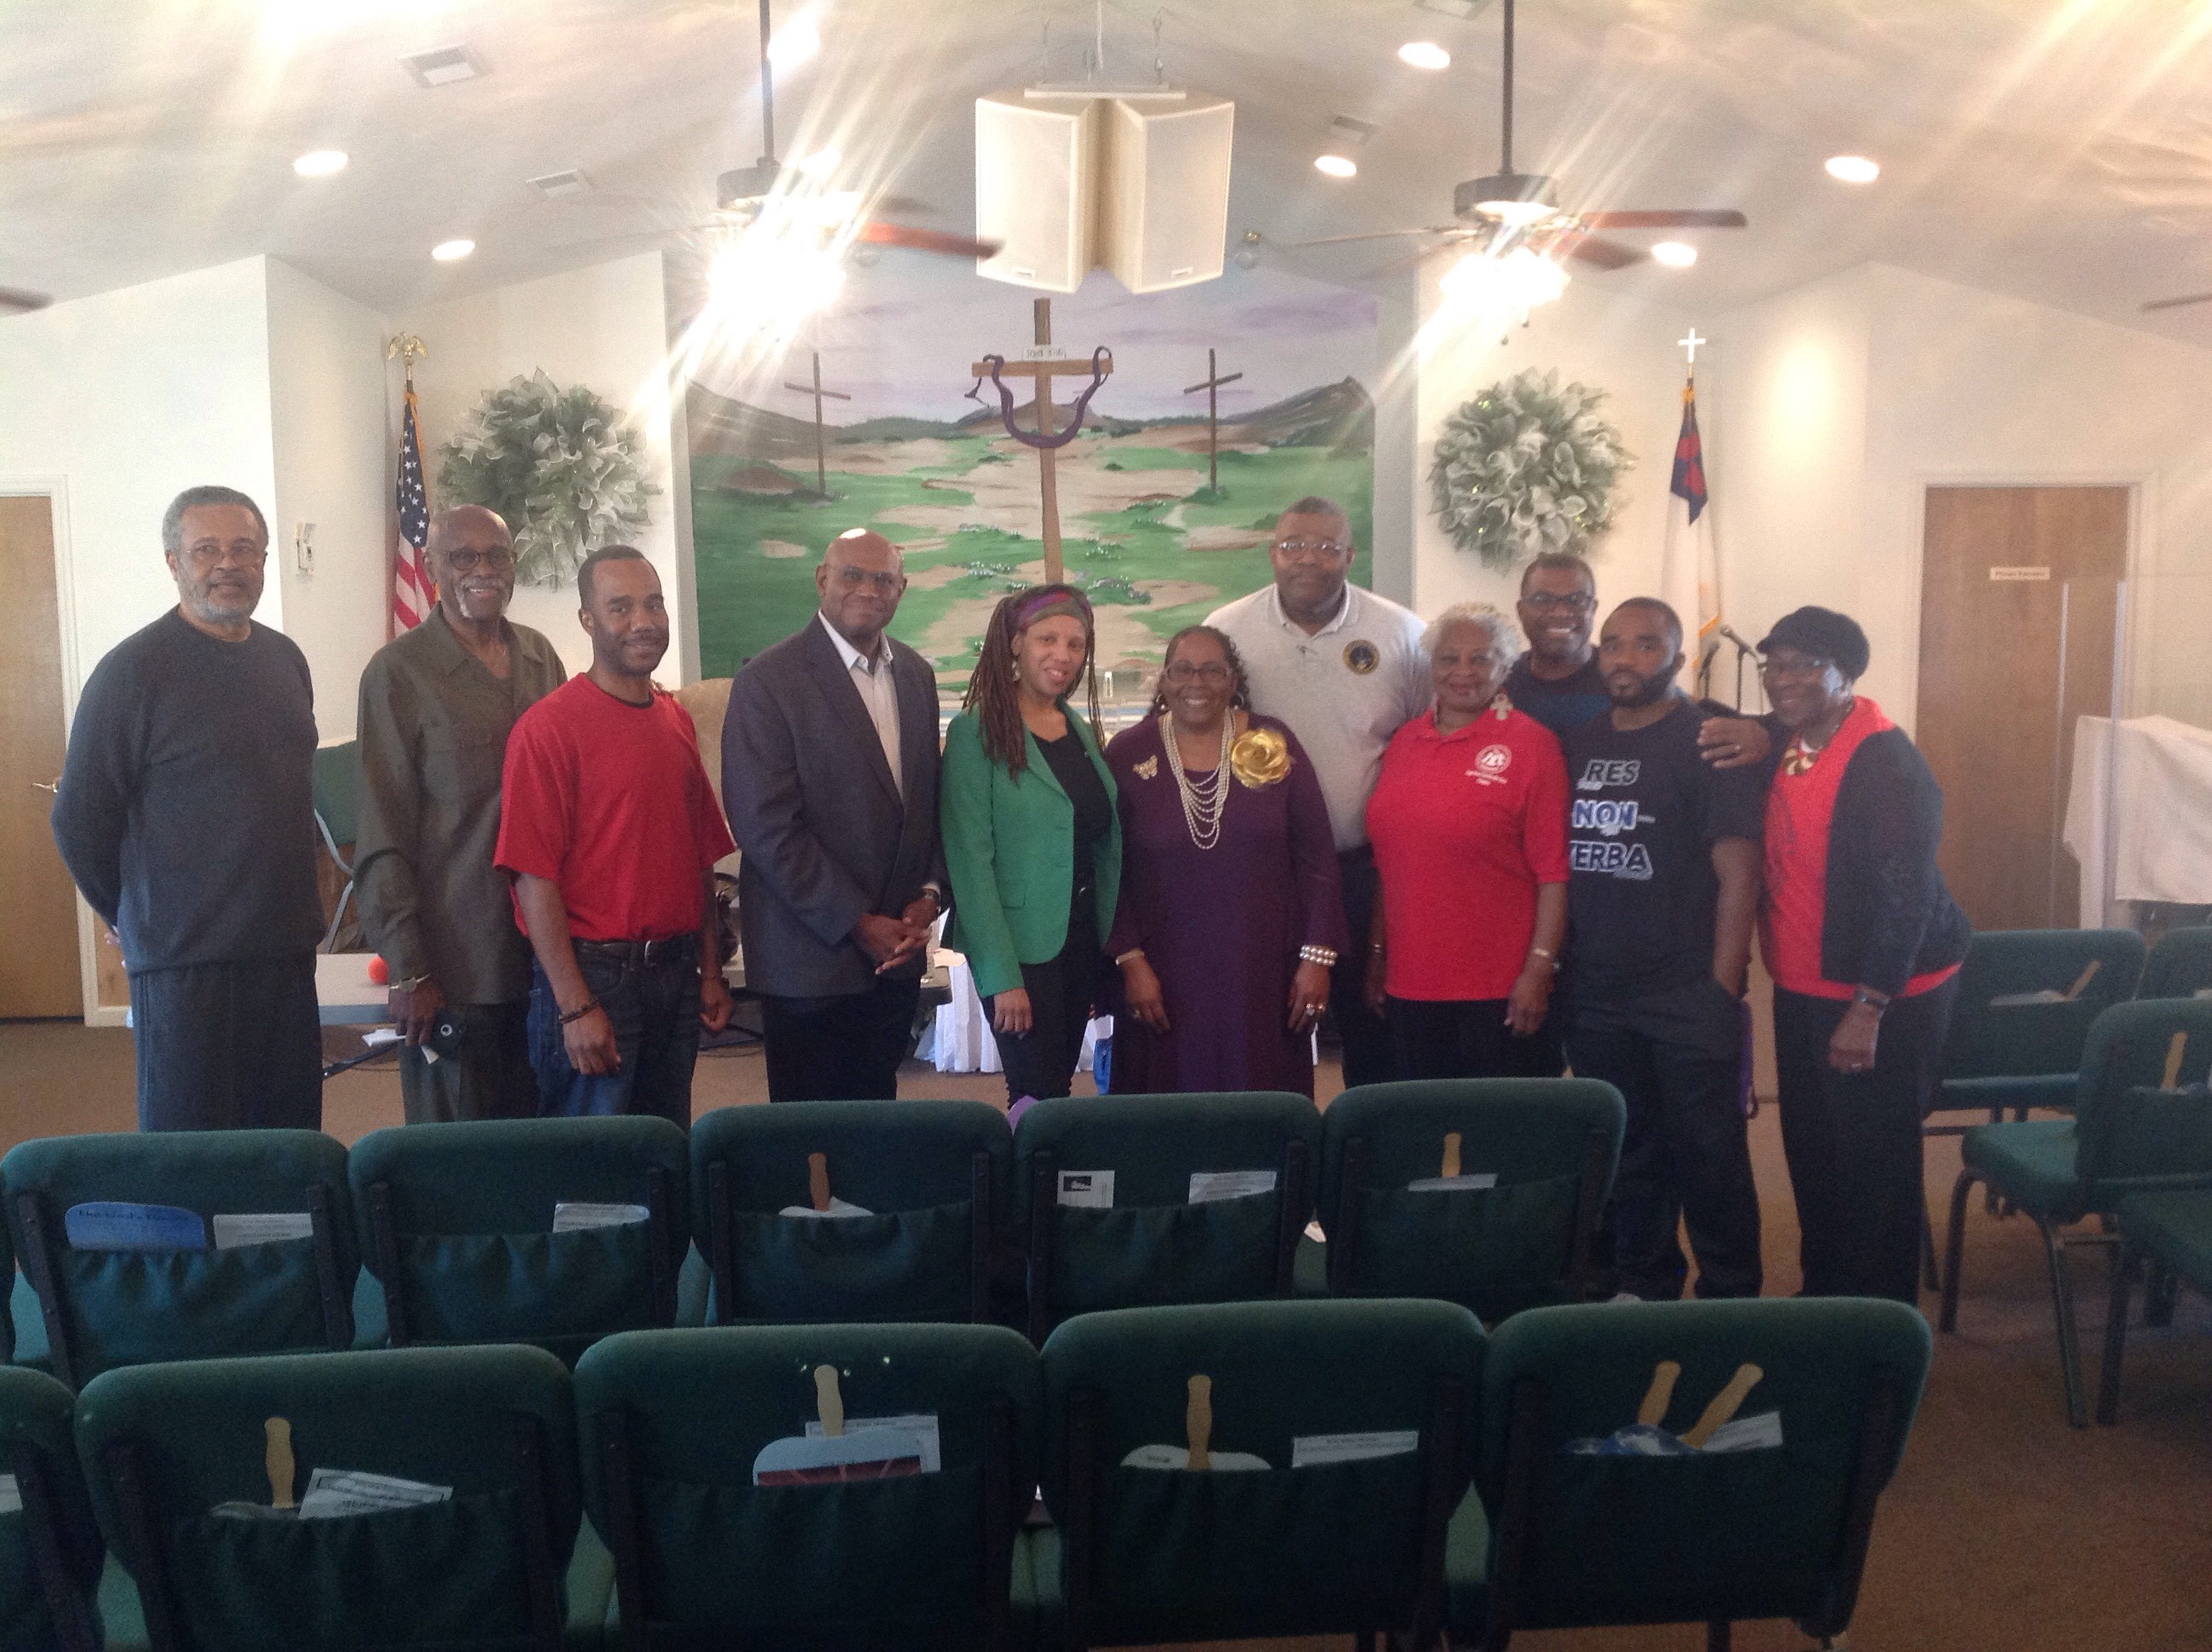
1183,347,1243,493
783,351,851,500
971,297,1114,584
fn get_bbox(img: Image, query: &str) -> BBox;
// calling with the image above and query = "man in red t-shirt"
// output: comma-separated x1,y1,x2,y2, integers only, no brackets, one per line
497,546,735,1126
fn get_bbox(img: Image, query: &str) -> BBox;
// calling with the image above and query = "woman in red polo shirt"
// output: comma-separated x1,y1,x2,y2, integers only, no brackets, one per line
1757,606,1969,1305
1364,602,1569,1079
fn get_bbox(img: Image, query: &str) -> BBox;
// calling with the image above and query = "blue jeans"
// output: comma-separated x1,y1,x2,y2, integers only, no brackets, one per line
527,947,702,1129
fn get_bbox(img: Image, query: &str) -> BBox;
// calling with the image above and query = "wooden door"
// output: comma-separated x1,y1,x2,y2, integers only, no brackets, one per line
0,495,84,1017
1917,486,2128,933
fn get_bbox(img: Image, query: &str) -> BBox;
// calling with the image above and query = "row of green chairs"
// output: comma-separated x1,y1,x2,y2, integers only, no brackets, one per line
1938,997,2212,1426
0,1294,1930,1652
5,1080,1627,1388
2098,1188,2212,1424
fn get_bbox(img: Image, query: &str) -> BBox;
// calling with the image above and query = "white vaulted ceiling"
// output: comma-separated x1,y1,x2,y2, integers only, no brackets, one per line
7,0,2212,338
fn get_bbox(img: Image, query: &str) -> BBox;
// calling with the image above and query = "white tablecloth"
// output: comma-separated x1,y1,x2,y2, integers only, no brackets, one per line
2063,714,2212,927
922,950,1106,1079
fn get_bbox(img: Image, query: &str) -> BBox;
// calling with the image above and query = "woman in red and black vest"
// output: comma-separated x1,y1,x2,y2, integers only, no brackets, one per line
1758,607,1970,1304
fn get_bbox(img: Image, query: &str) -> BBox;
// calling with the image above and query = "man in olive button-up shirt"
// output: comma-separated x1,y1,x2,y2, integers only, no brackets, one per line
355,505,567,1121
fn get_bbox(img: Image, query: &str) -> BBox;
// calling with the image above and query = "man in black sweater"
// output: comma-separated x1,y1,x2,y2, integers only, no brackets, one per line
51,485,323,1130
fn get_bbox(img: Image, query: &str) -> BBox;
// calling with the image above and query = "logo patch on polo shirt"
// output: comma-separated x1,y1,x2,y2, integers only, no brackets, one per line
1470,743,1512,785
1343,639,1379,674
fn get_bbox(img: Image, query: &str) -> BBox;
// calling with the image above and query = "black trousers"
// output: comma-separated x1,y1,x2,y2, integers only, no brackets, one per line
1330,848,1398,1090
985,900,1102,1107
1773,976,1959,1304
1388,996,1565,1081
759,975,923,1102
130,954,322,1131
1573,979,1762,1300
399,1001,535,1124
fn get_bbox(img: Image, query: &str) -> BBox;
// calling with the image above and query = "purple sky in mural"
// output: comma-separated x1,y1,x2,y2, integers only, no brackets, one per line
696,255,1379,423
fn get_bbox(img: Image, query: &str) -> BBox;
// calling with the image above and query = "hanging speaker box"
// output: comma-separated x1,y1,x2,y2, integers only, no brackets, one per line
1098,94,1235,294
975,93,1099,294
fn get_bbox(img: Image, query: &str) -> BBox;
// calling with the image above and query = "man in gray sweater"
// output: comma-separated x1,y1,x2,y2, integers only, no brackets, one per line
51,485,323,1130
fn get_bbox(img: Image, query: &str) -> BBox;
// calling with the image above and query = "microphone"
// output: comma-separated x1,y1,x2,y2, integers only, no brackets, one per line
1716,624,1759,656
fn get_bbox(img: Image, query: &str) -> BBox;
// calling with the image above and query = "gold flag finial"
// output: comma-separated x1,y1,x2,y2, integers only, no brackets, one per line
386,333,428,386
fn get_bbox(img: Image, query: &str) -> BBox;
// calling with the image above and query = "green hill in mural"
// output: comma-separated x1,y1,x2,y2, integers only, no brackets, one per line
688,378,1376,687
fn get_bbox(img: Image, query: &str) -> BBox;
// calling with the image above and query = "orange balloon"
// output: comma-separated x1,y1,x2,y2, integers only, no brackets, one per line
367,955,389,986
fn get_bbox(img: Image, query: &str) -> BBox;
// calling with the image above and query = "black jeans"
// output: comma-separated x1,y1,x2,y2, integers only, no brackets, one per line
129,954,321,1131
1330,848,1398,1090
1388,995,1565,1081
985,899,1102,1106
1773,976,1959,1304
760,975,923,1102
528,943,703,1130
1573,977,1762,1300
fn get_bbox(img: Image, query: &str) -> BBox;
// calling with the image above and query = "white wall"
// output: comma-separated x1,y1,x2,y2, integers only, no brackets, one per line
265,258,394,740
0,257,280,693
1412,266,1697,625
396,253,683,681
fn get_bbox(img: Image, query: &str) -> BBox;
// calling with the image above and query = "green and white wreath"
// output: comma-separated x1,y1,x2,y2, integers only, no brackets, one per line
1429,368,1630,571
437,370,659,587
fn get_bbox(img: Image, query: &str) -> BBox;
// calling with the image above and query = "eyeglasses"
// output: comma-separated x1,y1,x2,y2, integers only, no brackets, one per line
1757,654,1835,682
830,565,903,593
442,546,516,573
1521,590,1595,614
1272,538,1353,562
183,543,267,569
1163,660,1232,684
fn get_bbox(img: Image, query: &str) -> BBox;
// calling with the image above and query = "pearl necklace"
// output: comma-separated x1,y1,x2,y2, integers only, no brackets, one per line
1160,713,1234,850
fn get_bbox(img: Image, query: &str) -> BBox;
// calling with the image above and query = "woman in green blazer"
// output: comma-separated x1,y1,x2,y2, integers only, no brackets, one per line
942,584,1121,1103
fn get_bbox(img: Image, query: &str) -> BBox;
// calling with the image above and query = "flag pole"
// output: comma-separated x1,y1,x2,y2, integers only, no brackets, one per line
386,334,428,642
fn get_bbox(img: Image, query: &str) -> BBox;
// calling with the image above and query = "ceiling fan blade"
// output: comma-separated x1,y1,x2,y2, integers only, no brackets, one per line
0,286,54,313
1278,227,1459,249
1575,209,1748,230
2142,291,2212,312
1550,231,1644,270
855,221,1001,259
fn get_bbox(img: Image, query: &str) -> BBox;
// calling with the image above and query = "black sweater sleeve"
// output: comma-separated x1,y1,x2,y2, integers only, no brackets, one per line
49,649,138,928
1828,730,1950,996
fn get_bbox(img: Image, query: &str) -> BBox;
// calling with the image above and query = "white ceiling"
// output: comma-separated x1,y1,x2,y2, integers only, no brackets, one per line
8,0,2212,340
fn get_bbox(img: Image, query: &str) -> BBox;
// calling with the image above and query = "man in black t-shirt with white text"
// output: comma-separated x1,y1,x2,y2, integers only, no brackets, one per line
1564,598,1763,1300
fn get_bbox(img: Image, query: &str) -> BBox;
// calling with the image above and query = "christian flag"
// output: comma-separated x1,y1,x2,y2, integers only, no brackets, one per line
1660,374,1722,678
390,387,432,634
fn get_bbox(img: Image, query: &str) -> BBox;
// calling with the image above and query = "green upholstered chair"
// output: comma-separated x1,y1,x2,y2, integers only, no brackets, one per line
690,1101,1010,1327
74,1345,602,1652
351,1117,689,1364
2097,1188,2212,1424
1940,998,2212,1426
1318,1079,1623,1322
2,1131,356,1391
0,1367,104,1652
312,741,359,952
0,1213,12,1369
1014,1093,1319,1343
2138,926,2212,1002
1037,1298,1482,1650
1469,1298,1930,1652
575,1322,1039,1651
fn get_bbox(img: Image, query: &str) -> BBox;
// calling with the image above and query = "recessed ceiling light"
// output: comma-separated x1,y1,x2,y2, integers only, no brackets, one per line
430,238,475,262
1825,154,1880,183
1398,41,1452,69
1314,154,1358,179
1651,241,1697,268
767,13,819,68
293,149,348,177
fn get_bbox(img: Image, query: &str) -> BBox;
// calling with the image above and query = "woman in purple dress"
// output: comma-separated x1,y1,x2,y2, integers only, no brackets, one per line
1103,625,1348,1097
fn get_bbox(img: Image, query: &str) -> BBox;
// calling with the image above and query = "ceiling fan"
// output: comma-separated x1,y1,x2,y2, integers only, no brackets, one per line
1,286,53,316
1278,0,1746,275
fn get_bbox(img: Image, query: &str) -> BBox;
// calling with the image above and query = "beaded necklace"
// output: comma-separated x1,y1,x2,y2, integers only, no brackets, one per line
1159,713,1234,851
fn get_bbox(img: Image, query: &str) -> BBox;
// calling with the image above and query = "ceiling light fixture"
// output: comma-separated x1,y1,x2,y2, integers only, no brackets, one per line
430,238,475,262
1439,244,1568,325
1398,41,1452,69
293,149,348,177
1825,154,1879,184
1650,240,1697,268
1314,154,1358,179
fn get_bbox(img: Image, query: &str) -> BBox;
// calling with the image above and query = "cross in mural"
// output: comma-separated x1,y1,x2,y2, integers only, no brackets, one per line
969,296,1115,583
1183,346,1244,493
782,351,852,499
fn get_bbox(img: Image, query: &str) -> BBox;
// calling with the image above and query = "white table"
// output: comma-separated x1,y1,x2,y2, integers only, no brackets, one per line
2063,714,2212,927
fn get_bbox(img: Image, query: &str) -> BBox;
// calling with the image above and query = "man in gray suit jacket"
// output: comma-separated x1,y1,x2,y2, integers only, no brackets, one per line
722,528,947,1100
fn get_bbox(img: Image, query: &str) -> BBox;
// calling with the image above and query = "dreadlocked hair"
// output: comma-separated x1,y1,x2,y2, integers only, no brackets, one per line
1147,624,1252,717
961,584,1103,774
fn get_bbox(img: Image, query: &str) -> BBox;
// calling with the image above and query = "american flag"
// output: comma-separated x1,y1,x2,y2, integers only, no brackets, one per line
391,387,431,633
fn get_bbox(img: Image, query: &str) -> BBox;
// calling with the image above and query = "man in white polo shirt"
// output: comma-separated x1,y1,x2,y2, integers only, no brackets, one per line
1208,496,1429,1086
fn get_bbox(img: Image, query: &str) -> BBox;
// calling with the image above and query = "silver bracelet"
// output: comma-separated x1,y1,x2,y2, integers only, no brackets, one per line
1298,945,1339,969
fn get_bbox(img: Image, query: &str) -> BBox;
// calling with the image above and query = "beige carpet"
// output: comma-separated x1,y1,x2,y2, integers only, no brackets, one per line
3,1016,2208,1651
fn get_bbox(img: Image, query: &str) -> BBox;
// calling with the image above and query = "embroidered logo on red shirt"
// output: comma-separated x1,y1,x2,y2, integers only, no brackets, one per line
1471,743,1513,785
